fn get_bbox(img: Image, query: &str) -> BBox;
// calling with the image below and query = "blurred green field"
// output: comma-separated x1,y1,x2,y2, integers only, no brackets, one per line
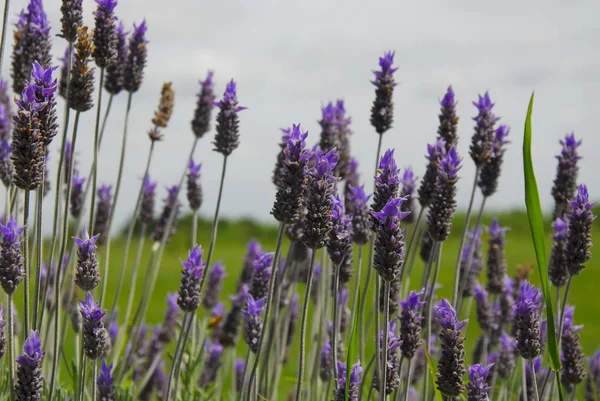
55,206,600,397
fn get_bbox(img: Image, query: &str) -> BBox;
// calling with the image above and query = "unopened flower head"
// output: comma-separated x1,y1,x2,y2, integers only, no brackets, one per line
479,124,510,197
97,360,115,401
250,251,273,300
552,133,582,218
417,139,447,208
0,216,25,294
333,361,362,401
437,86,459,147
157,293,180,344
15,330,45,401
92,0,118,68
469,92,499,167
372,196,409,281
565,184,595,276
213,79,246,156
513,281,542,360
191,70,216,138
70,172,86,218
549,217,569,287
198,340,224,389
561,306,586,387
370,51,397,134
427,147,461,242
73,227,101,291
219,284,249,347
104,22,128,95
177,245,205,312
124,20,148,92
80,292,109,359
60,0,84,42
94,184,113,246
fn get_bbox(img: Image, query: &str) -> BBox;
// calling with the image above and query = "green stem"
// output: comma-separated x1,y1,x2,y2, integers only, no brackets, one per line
423,241,442,401
88,68,105,233
294,250,317,401
348,245,362,345
0,0,11,75
92,360,98,401
32,186,43,331
332,261,341,380
399,207,425,284
22,189,30,335
381,280,391,401
403,358,413,401
165,312,191,400
8,294,14,400
359,243,374,364
192,209,199,247
375,274,382,398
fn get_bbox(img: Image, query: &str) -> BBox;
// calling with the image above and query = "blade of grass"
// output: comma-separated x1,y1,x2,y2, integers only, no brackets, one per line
522,92,564,401
346,290,360,400
423,343,443,401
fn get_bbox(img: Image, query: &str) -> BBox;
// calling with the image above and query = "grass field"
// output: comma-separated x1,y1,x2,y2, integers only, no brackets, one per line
54,206,600,396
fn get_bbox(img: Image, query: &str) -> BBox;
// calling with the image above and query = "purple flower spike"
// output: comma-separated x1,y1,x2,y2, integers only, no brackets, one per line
0,138,11,189
333,360,362,401
400,167,418,223
105,22,128,95
486,219,509,294
80,293,109,360
327,194,353,266
124,20,148,93
213,79,246,156
272,124,310,224
467,363,493,401
158,293,180,344
479,124,510,197
73,227,101,291
427,147,461,242
319,102,338,154
371,149,401,226
93,0,118,68
15,330,45,401
438,85,459,148
513,281,542,360
235,358,245,392
177,245,205,312
192,70,216,138
198,341,224,389
140,175,157,224
470,92,499,167
418,139,447,208
399,291,425,359
202,261,225,309
552,132,582,219
372,197,408,282
151,184,182,243
243,294,265,353
474,283,494,331
186,158,203,211
250,252,274,300
565,184,595,276
347,185,372,245
371,51,397,134
97,360,115,400
434,299,468,397
94,184,113,246
319,340,333,382
219,285,249,347
561,306,586,387
60,0,84,43
70,172,86,219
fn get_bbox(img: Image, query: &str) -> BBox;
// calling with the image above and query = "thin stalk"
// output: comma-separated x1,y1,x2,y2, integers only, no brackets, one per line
92,360,98,401
237,348,252,401
192,209,199,247
135,352,164,399
423,241,442,401
456,197,487,314
521,358,529,401
375,274,382,397
32,186,43,330
22,190,30,336
49,110,81,400
558,275,572,345
399,207,425,284
359,353,376,398
294,250,318,401
8,294,14,400
403,359,413,401
381,280,391,401
332,261,341,380
89,68,105,233
4,185,9,222
452,167,480,306
110,141,155,314
348,245,362,344
244,222,286,400
309,251,327,398
98,94,113,144
165,312,190,400
0,0,11,74
359,243,374,365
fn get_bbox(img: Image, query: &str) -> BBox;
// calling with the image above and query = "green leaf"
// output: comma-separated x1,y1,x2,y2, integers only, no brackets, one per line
423,343,443,401
346,290,360,400
522,92,564,401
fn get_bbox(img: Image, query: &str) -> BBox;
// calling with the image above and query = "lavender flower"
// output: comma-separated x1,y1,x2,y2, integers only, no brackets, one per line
151,185,181,243
243,294,265,353
561,306,586,387
0,217,24,295
198,341,223,390
0,139,12,188
371,149,400,225
427,147,461,242
523,357,543,401
400,291,424,359
437,86,458,147
400,167,418,223
585,351,600,401
499,275,515,326
420,230,434,263
301,149,338,249
177,246,205,312
328,194,353,266
92,0,118,68
417,139,447,208
467,364,493,401
373,322,402,394
272,127,291,188
469,92,498,167
552,133,582,218
0,306,5,358
97,360,115,401
11,83,46,190
60,0,83,42
318,102,337,154
238,240,260,289
486,219,509,294
58,47,70,99
347,185,371,245
285,293,300,351
496,333,517,380
272,124,310,224
370,51,397,134
15,331,45,401
213,79,246,156
186,158,203,211
69,172,86,218
310,263,321,304
68,26,96,112
219,285,249,347
319,340,333,382
565,184,595,276
513,281,542,360
104,22,128,95
139,175,156,224
30,62,58,146
202,262,225,309
372,197,409,282
334,100,352,179
333,361,362,401
235,358,245,393
73,227,101,291
479,124,510,197
80,293,109,359
124,20,148,93
94,184,113,246
549,217,569,287
11,0,52,94
434,298,468,398
474,283,494,332
250,252,273,300
191,70,216,138
344,157,360,208
157,294,180,344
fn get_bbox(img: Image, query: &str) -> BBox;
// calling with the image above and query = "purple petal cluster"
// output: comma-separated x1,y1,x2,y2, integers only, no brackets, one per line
213,79,246,156
370,51,397,134
399,291,424,359
513,281,542,360
97,360,115,401
151,185,181,243
104,22,128,95
93,0,118,68
371,149,400,226
177,245,205,312
333,361,362,401
73,227,101,291
0,217,25,294
80,293,109,359
434,299,467,398
417,139,447,208
552,133,582,218
124,20,148,93
347,185,371,245
372,197,409,282
469,92,499,167
479,124,510,197
202,262,225,309
437,86,459,147
243,294,265,353
565,184,595,276
486,219,509,294
197,341,224,389
15,331,45,401
250,251,273,300
191,70,216,138
219,284,249,347
466,364,493,401
30,62,58,146
327,194,353,266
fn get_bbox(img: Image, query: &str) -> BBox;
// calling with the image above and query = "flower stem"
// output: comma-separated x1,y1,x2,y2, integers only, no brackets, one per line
88,68,105,233
348,245,363,344
0,0,11,75
8,294,14,400
332,261,341,380
359,243,374,364
49,110,81,400
244,222,286,400
423,241,442,401
294,250,317,401
399,207,425,283
165,312,191,400
452,167,480,307
92,360,98,401
32,185,43,331
192,209,199,247
403,358,413,401
22,189,30,335
381,280,391,401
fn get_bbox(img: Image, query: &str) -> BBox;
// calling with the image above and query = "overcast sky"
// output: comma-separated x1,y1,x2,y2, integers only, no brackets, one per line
3,0,600,230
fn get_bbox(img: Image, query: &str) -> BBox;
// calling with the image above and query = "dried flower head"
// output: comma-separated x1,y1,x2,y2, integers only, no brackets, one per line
68,26,96,112
148,82,175,141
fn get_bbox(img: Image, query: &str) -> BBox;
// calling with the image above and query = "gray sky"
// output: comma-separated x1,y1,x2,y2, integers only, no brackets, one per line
4,0,600,230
